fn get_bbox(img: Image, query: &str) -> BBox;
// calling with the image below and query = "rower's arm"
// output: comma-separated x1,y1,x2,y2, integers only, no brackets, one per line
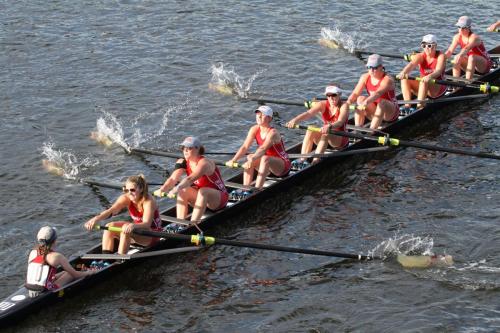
159,162,185,192
330,104,349,129
133,199,156,229
175,158,210,191
428,53,446,80
230,126,257,162
445,34,459,58
347,74,366,104
87,195,128,227
458,33,482,56
398,54,420,78
52,253,94,278
289,102,322,124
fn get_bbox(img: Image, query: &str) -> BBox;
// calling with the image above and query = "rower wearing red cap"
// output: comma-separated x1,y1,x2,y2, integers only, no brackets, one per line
397,34,447,113
347,54,399,129
227,105,291,189
285,84,349,166
446,16,493,80
154,136,228,222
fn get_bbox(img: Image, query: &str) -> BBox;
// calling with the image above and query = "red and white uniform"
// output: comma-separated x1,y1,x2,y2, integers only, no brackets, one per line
255,127,291,177
26,252,59,291
186,157,228,210
128,202,162,231
322,101,349,148
419,51,447,98
365,73,399,122
458,35,493,74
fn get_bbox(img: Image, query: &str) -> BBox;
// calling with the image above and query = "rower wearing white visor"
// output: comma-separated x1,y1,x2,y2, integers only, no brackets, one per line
286,84,349,166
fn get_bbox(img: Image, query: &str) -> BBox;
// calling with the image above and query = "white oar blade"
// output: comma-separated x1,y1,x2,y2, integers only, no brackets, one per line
42,159,65,177
318,38,342,49
90,131,114,147
208,82,235,96
397,254,454,268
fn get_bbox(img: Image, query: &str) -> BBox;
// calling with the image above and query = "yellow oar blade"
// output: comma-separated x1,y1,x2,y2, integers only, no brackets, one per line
208,82,235,96
42,159,65,177
397,254,454,268
318,38,342,49
90,131,114,147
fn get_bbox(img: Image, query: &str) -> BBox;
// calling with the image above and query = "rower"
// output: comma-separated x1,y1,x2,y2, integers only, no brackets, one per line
154,136,228,222
227,105,291,189
446,16,493,80
26,226,95,296
285,84,349,166
397,34,447,113
347,54,399,129
84,175,163,254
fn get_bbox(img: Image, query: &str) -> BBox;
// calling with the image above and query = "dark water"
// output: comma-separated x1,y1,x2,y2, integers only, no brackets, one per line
1,1,499,332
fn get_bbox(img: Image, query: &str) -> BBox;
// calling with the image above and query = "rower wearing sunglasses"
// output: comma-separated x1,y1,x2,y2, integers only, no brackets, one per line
84,174,162,254
397,34,447,113
285,84,349,166
445,16,493,80
155,136,228,222
347,54,399,129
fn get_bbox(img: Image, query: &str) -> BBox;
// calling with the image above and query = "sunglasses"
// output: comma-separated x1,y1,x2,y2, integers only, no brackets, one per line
366,65,380,70
326,94,338,98
122,187,137,193
421,43,435,49
459,26,470,30
182,146,197,151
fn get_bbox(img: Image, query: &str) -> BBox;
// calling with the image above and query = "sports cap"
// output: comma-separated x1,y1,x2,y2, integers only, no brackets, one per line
37,226,57,245
324,85,342,96
455,16,472,28
366,54,383,67
180,136,201,148
255,105,273,117
421,34,437,44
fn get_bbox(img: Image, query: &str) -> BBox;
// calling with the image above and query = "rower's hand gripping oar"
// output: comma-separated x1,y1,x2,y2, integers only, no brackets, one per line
396,74,499,93
95,226,453,268
288,124,500,160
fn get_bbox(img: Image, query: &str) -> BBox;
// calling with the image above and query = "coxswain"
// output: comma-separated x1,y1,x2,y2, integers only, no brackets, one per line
154,136,228,222
84,174,163,254
286,84,349,165
397,34,447,112
26,226,95,296
227,105,291,189
347,54,399,129
446,16,493,80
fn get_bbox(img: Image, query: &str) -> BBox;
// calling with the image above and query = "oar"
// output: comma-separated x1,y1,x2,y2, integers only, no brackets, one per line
397,75,499,93
288,146,390,159
347,94,490,110
130,147,243,168
97,226,453,268
287,124,500,160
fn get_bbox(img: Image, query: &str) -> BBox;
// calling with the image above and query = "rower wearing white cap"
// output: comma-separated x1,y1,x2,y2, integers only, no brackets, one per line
227,105,291,189
286,84,349,165
397,34,447,113
445,16,493,80
155,136,228,222
26,226,95,295
347,54,399,129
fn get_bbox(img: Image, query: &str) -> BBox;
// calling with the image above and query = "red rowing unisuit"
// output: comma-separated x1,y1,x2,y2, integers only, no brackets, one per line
322,101,349,148
419,51,447,98
186,156,228,210
458,35,493,74
255,127,291,177
364,73,399,121
128,202,162,231
26,252,58,291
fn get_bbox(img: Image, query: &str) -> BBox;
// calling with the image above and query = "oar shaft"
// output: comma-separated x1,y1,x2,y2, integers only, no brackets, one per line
402,75,499,93
99,226,378,260
353,49,406,59
293,125,500,160
130,148,242,168
246,96,305,106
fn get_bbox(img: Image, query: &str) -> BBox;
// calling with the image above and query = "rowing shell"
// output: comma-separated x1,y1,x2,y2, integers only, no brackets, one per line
1,45,498,327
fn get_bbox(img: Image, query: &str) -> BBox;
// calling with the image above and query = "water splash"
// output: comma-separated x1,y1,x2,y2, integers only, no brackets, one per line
319,26,367,53
369,233,435,259
94,108,128,149
209,62,262,98
40,141,99,179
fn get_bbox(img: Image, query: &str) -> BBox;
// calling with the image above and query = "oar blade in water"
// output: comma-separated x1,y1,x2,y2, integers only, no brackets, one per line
318,38,341,49
42,159,65,177
208,82,235,96
90,131,114,147
397,254,453,268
